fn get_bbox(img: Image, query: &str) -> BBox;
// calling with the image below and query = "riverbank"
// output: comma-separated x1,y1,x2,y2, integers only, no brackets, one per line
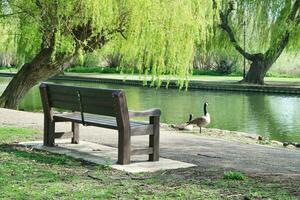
1,107,299,167
165,125,297,150
0,106,294,150
1,71,300,95
1,108,300,198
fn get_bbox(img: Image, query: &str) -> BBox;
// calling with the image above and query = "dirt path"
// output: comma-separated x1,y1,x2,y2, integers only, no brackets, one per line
1,108,300,180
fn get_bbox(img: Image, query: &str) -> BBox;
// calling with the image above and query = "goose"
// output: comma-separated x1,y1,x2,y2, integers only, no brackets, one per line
188,102,211,133
171,114,194,131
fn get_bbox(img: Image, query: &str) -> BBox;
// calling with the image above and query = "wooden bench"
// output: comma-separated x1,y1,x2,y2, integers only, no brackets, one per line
39,83,161,165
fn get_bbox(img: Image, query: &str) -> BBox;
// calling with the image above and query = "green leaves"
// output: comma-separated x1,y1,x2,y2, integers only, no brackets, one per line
219,0,299,53
1,0,218,88
118,0,216,88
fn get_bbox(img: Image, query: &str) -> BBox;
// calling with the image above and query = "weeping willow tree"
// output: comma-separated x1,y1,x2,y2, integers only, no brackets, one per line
216,0,300,84
0,0,216,109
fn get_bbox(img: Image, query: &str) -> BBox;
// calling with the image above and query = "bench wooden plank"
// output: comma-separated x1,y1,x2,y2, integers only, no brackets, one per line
149,116,160,161
53,113,148,129
47,83,121,96
53,115,119,130
40,84,55,147
131,148,154,155
71,122,79,144
113,91,131,165
131,125,154,136
51,101,116,116
50,93,114,107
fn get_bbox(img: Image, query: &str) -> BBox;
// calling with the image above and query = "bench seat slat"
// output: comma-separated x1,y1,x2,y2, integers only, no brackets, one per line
53,113,149,130
54,115,118,129
54,113,148,126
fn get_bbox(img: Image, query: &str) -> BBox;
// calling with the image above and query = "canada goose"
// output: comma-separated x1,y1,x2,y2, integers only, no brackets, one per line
188,102,211,133
171,114,194,131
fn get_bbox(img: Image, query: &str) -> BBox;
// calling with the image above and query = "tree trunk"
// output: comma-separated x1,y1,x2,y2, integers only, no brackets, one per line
0,49,71,109
242,57,273,85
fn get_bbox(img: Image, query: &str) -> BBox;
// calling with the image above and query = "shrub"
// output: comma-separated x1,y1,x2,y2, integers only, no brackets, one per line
215,57,237,75
104,53,122,68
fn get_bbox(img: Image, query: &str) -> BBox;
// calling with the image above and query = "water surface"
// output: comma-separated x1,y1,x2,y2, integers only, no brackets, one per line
1,77,300,143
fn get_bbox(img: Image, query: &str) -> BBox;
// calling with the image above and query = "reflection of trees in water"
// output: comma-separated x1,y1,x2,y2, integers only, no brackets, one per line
132,89,252,129
246,93,300,142
19,86,42,112
0,78,11,93
266,96,300,142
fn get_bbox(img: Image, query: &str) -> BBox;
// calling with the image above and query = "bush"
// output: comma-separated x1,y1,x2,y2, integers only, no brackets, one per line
192,69,222,76
215,57,237,75
104,53,122,68
83,54,103,67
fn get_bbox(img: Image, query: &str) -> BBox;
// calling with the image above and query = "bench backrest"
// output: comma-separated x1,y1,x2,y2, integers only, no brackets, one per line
39,83,129,118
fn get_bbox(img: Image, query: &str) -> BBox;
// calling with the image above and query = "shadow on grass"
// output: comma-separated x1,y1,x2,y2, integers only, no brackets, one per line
0,143,96,167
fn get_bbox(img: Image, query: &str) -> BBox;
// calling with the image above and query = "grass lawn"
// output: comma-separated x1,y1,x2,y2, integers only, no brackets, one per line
0,127,299,199
62,72,300,85
2,67,300,86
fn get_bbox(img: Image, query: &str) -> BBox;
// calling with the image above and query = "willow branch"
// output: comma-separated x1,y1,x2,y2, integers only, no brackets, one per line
71,9,128,52
288,0,300,22
265,0,300,61
219,3,256,61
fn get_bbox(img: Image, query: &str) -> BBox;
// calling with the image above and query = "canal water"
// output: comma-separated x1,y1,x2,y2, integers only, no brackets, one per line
1,77,300,143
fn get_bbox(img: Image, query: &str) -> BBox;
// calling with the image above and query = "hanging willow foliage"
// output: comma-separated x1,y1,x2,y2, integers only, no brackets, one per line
116,0,217,88
0,0,217,88
214,0,300,54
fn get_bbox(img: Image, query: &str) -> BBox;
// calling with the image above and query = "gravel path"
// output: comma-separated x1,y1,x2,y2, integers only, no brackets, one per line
1,108,300,179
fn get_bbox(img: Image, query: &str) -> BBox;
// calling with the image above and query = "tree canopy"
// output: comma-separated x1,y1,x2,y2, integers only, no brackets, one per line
0,0,217,88
208,0,300,84
214,0,299,53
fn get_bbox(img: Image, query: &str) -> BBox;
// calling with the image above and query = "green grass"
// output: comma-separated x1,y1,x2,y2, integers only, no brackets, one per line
2,65,300,79
64,66,300,78
0,127,298,199
0,127,40,143
223,171,245,180
0,66,17,72
65,66,138,74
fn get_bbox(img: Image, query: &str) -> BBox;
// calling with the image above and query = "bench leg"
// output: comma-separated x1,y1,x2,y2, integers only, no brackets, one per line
117,129,131,165
44,118,55,147
71,122,79,144
149,116,160,161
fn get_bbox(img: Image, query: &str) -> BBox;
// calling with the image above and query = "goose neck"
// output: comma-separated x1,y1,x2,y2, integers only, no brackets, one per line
203,104,208,115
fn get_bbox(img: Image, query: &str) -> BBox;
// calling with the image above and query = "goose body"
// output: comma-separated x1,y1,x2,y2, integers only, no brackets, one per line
171,114,194,131
188,102,211,133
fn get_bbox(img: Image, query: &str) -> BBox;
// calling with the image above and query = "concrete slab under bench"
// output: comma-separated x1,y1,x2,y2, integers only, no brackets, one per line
19,139,196,173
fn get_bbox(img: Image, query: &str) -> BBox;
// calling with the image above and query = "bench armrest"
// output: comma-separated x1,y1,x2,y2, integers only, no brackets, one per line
129,108,161,118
